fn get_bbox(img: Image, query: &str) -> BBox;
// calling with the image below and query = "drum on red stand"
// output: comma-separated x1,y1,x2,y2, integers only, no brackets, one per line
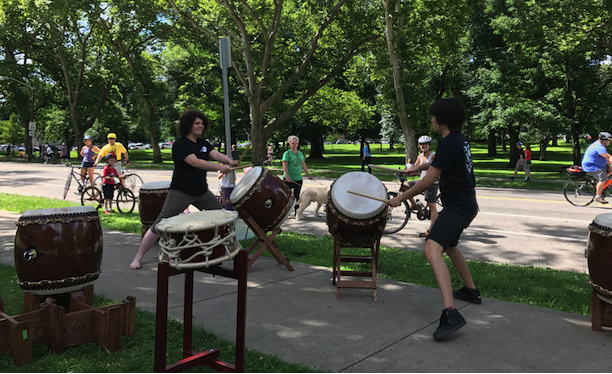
14,206,103,295
229,166,294,232
157,210,241,269
587,213,612,303
326,172,388,246
139,181,171,235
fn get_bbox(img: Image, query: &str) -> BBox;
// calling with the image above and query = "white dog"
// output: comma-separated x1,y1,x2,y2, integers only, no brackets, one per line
296,187,329,220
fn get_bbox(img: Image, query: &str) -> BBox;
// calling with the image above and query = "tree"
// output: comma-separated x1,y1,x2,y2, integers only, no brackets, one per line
168,0,381,163
0,113,24,154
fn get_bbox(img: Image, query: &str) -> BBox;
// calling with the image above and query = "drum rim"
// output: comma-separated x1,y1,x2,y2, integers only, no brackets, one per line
156,210,239,233
17,211,100,226
327,179,388,226
329,172,387,219
140,181,172,191
588,222,612,237
17,270,101,292
230,167,267,208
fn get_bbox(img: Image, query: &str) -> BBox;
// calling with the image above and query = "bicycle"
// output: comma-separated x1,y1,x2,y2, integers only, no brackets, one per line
81,179,136,213
94,161,143,192
563,166,612,206
384,172,443,234
63,163,94,200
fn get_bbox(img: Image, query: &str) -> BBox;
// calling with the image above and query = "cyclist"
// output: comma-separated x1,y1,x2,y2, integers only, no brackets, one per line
404,135,439,237
581,131,612,204
80,135,100,185
94,133,130,174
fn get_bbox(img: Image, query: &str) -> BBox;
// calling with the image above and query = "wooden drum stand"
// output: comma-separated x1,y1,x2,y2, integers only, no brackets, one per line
238,210,294,271
154,250,248,373
331,224,383,302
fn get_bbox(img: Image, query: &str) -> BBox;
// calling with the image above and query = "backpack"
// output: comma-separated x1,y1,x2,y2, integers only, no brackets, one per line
566,165,586,176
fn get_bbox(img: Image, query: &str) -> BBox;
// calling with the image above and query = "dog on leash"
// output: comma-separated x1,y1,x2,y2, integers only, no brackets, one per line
296,187,329,220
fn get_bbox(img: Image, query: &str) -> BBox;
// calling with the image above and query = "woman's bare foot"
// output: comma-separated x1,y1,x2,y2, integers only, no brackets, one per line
129,259,141,270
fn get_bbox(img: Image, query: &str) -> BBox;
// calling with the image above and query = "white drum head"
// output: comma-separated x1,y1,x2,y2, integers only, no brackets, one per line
140,181,171,191
229,166,263,204
22,206,97,217
592,212,612,231
156,210,239,233
331,172,387,219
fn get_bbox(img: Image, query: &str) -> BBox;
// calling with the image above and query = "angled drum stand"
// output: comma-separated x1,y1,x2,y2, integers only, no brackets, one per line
331,223,383,302
238,210,294,271
154,250,248,373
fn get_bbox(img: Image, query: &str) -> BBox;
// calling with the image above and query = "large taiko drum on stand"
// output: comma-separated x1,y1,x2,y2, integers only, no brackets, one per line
14,206,103,295
587,213,612,303
157,210,241,269
229,166,294,232
326,172,388,246
139,181,171,235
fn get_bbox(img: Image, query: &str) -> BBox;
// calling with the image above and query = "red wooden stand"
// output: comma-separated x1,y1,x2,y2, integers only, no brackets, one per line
239,211,294,271
154,250,248,373
331,224,382,302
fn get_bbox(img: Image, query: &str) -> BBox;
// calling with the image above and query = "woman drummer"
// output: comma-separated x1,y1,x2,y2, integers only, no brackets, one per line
130,109,239,270
282,135,312,217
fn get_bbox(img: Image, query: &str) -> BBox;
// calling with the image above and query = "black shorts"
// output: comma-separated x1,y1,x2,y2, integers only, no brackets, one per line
427,207,478,250
103,184,115,200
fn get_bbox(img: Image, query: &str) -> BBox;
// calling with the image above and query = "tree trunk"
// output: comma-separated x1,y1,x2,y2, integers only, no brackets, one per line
508,127,519,168
382,0,417,163
144,97,162,163
551,136,558,147
539,137,548,161
308,127,324,159
487,129,497,157
571,125,581,165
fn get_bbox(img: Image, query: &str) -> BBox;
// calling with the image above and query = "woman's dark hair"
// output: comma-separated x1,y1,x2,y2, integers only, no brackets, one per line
178,109,209,138
429,98,465,133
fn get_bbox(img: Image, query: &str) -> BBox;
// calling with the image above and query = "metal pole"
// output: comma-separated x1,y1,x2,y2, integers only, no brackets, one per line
219,38,234,185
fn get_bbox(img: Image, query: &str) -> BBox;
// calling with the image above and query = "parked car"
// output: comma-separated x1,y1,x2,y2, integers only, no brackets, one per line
336,139,349,144
158,142,173,149
129,142,151,150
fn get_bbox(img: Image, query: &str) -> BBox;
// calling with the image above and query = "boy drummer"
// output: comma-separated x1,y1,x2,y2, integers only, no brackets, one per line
388,98,480,340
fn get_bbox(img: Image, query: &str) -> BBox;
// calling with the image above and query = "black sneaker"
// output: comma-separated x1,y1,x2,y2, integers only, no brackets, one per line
453,286,482,304
433,307,466,341
508,177,514,181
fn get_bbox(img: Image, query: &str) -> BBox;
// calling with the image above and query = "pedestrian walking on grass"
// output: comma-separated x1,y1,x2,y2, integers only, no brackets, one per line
523,144,532,181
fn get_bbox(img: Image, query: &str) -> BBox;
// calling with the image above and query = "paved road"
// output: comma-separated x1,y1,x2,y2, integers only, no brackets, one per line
1,162,607,272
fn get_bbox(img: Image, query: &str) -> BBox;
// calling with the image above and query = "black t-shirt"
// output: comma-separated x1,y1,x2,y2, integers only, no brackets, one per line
171,137,214,195
517,148,524,159
430,132,478,212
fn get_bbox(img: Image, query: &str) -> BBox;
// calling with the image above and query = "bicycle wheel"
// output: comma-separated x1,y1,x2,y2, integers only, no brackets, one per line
93,173,103,187
384,191,411,234
63,173,72,200
564,177,596,206
116,188,136,213
81,186,103,210
124,173,143,193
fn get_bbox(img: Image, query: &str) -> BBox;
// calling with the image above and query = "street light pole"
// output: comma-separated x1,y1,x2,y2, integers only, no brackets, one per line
0,76,35,159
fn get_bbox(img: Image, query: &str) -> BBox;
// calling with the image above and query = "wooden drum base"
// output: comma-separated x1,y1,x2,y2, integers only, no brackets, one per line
591,289,612,331
331,223,382,302
154,250,248,373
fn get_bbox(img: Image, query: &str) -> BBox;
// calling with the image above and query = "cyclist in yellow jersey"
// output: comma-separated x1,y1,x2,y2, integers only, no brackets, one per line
94,133,130,174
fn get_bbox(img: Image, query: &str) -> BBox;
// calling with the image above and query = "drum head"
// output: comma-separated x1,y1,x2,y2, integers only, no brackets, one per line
592,212,612,230
140,181,171,191
331,172,387,220
229,166,263,203
156,210,239,233
21,206,97,217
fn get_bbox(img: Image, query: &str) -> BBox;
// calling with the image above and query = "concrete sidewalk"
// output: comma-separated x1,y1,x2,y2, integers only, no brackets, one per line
0,209,611,372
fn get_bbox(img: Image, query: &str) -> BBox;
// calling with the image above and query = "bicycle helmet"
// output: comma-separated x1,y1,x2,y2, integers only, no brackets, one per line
83,135,92,140
106,152,116,160
418,135,432,144
107,132,117,139
599,132,612,140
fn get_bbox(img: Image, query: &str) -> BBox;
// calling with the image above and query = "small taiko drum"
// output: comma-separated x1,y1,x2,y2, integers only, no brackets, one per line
587,213,612,303
229,166,294,232
139,181,171,235
157,210,241,269
326,172,388,246
14,206,103,295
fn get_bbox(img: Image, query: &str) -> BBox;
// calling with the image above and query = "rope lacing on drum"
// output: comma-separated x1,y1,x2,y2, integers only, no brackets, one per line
158,220,241,269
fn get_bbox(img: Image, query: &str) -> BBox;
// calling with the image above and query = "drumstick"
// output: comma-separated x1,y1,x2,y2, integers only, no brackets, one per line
368,164,404,172
347,190,389,203
230,164,253,172
237,143,251,164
